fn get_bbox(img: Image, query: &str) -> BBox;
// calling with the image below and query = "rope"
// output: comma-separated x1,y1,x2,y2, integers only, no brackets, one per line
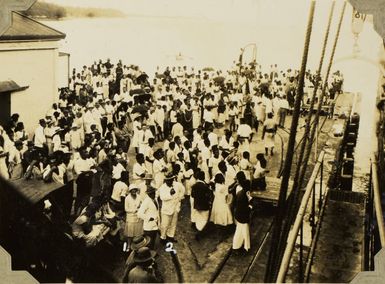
283,0,337,250
264,1,316,282
298,1,347,199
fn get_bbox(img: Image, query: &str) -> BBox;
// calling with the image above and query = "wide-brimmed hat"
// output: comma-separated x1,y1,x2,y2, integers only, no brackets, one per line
131,235,151,250
53,126,62,135
71,123,78,129
164,172,175,180
128,184,140,192
133,247,157,263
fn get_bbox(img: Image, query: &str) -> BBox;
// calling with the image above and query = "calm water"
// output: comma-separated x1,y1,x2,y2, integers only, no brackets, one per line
42,3,378,76
43,9,382,173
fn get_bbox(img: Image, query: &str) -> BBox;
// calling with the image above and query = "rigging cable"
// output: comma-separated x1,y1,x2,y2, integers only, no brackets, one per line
283,0,337,248
264,1,316,282
297,1,347,205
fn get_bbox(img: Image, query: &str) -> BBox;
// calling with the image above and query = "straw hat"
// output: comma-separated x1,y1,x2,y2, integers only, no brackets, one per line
164,172,175,180
133,247,157,263
130,235,151,251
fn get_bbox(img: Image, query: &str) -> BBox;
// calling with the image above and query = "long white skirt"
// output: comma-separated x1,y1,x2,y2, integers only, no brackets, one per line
232,221,250,251
264,132,275,148
124,213,144,238
210,198,233,226
195,210,209,231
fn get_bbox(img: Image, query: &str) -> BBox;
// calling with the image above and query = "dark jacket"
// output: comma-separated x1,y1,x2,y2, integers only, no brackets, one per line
191,181,213,211
234,189,251,224
128,265,159,283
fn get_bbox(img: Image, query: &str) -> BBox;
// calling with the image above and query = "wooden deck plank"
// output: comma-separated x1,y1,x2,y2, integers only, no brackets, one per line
10,179,64,204
250,177,294,205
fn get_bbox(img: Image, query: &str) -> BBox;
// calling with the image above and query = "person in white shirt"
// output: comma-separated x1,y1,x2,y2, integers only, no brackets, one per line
159,173,185,243
132,153,148,199
137,186,160,249
51,127,62,153
91,102,103,133
262,112,278,156
278,95,290,128
228,103,239,132
171,120,184,139
153,149,167,188
154,104,165,141
74,148,96,215
239,151,253,180
203,107,214,131
111,170,129,212
65,123,83,151
208,147,222,179
219,130,235,154
83,105,97,134
34,119,47,154
237,118,252,155
8,140,23,180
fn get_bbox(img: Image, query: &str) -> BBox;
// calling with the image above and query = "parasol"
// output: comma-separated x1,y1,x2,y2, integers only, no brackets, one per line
213,76,225,84
156,73,166,79
130,88,145,96
202,67,215,72
132,104,150,115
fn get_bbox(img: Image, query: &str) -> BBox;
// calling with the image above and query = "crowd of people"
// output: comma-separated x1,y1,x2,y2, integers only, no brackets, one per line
0,58,343,282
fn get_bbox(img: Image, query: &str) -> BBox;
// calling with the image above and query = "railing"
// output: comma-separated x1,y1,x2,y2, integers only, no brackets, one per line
364,154,385,270
276,150,326,283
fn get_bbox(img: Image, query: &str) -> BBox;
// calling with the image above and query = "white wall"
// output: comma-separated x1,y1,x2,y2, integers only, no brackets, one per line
0,42,59,137
57,53,69,88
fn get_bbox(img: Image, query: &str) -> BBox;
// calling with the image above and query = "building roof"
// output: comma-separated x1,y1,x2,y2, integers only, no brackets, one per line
0,80,29,93
0,12,65,41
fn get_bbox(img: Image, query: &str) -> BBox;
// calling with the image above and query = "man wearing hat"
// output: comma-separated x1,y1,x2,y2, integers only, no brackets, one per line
159,173,185,243
123,235,151,279
51,127,63,153
138,186,160,250
65,123,83,151
127,247,159,283
152,149,167,188
83,103,96,134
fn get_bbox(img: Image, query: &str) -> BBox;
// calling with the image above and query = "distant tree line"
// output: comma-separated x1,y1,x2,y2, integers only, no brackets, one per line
22,0,125,19
24,1,67,19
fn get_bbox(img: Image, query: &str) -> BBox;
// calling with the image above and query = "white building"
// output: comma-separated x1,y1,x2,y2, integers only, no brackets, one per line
0,12,67,136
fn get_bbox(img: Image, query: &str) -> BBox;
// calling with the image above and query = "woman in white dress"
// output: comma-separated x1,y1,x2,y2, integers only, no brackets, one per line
131,117,143,154
124,185,144,241
191,98,201,129
210,174,233,226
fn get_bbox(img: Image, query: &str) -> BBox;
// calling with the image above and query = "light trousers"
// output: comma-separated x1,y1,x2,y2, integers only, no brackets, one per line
232,221,250,251
160,212,178,239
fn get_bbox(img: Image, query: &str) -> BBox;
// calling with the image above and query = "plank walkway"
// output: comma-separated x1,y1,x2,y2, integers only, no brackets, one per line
309,190,366,283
